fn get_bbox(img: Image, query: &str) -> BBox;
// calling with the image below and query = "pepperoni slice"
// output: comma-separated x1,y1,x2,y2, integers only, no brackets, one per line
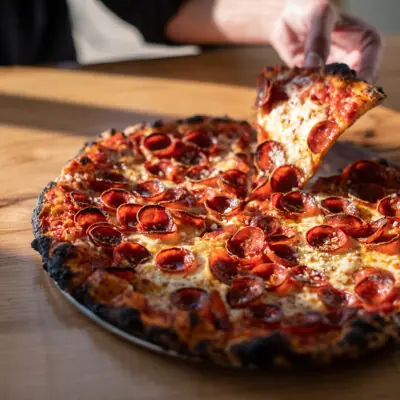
343,160,387,185
169,210,206,230
255,140,286,173
251,263,289,289
249,304,282,327
218,169,248,198
253,74,272,109
87,223,123,248
170,288,208,311
324,213,366,237
100,188,132,210
306,225,348,253
133,180,166,199
321,196,357,215
282,312,333,335
183,129,214,150
270,165,304,193
226,227,265,259
274,190,318,218
363,233,400,255
234,152,253,173
116,203,142,230
250,215,281,238
209,249,238,284
204,196,241,217
159,187,195,209
74,207,107,230
144,160,175,180
355,273,394,305
202,224,238,241
307,120,339,154
174,144,207,166
69,191,92,207
349,183,386,204
208,290,231,330
156,247,196,274
226,276,265,309
353,267,394,285
290,265,328,288
107,268,136,282
248,177,271,200
318,286,350,309
143,132,175,157
113,242,150,267
378,194,400,217
186,165,217,184
358,217,388,243
265,243,298,267
93,171,127,191
137,205,175,233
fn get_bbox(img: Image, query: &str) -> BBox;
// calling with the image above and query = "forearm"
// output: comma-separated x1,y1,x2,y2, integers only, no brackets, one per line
165,0,283,44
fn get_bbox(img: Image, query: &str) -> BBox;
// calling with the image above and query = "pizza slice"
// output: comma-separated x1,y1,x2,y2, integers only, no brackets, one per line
253,63,386,186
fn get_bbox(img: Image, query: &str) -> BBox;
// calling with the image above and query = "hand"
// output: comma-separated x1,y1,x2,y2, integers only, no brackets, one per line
270,0,384,82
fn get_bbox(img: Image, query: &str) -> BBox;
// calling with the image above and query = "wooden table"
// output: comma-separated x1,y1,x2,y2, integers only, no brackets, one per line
1,38,400,400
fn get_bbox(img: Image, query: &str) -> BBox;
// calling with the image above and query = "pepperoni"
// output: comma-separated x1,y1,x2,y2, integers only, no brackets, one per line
353,267,394,285
324,213,366,237
250,215,281,238
358,217,388,243
265,243,297,267
202,224,238,241
93,171,127,191
143,133,175,157
69,191,92,207
378,194,400,217
226,276,265,309
270,165,304,193
218,169,248,198
208,249,238,284
174,144,207,166
355,273,394,305
251,263,289,289
343,160,387,185
107,268,136,282
208,290,231,330
254,140,286,173
170,288,208,311
318,286,349,309
274,190,318,218
249,304,282,328
183,129,214,150
363,233,400,254
306,225,348,253
186,165,217,183
74,207,107,230
116,203,142,230
156,247,196,274
234,152,253,173
159,187,195,209
144,160,175,180
113,242,150,267
204,196,241,217
169,210,206,230
133,180,165,199
282,312,333,335
290,265,328,288
137,205,175,233
100,188,131,210
226,227,265,259
267,227,298,245
248,177,271,200
349,183,386,204
307,120,339,154
321,196,357,215
253,74,272,109
87,223,123,248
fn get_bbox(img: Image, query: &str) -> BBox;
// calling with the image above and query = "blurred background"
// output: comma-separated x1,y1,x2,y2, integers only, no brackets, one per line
68,0,399,65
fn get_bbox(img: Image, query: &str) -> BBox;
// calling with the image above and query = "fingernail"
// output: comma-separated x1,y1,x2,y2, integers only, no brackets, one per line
304,51,324,67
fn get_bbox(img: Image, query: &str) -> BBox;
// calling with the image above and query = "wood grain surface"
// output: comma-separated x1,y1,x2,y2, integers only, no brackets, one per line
1,42,400,400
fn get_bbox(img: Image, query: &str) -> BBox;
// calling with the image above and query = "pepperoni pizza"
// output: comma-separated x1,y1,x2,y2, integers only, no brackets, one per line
32,64,400,367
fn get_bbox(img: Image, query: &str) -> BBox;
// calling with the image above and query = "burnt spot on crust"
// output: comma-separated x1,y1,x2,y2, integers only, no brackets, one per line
79,156,93,166
145,326,192,356
185,115,207,124
231,333,292,368
151,119,164,128
210,116,233,124
349,318,381,334
324,63,356,78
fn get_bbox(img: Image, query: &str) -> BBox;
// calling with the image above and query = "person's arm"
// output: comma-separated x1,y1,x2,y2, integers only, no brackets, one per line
165,0,384,82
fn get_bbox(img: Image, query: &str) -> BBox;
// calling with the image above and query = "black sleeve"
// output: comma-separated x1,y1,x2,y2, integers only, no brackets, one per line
99,0,187,44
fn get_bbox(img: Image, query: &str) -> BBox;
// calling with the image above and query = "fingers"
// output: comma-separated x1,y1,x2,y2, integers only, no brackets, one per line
333,12,384,82
304,2,338,67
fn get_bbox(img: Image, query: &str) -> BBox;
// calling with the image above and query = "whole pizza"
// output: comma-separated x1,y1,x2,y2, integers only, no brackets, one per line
32,63,400,367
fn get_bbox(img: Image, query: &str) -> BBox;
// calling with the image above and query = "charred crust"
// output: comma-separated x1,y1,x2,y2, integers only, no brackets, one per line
145,326,191,355
231,333,292,368
185,115,207,124
31,181,56,239
151,119,164,128
210,116,233,124
349,318,380,334
324,63,356,78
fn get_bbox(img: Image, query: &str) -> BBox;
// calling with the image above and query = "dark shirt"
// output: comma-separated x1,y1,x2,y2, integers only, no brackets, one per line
0,0,186,65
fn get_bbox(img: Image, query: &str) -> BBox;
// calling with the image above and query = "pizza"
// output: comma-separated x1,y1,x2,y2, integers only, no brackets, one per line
32,64,400,367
